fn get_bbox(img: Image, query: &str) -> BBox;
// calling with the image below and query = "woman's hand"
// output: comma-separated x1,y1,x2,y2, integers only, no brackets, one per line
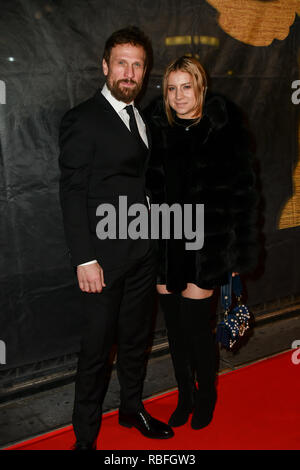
232,272,239,277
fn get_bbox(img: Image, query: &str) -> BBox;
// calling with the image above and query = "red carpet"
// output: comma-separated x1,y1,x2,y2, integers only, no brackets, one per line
4,350,300,450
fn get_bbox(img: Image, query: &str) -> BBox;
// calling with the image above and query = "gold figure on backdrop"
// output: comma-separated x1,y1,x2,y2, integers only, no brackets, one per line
206,0,299,46
206,0,300,229
278,116,300,229
279,50,300,229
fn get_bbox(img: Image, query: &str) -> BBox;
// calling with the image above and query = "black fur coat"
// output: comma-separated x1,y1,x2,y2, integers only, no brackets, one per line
145,93,259,292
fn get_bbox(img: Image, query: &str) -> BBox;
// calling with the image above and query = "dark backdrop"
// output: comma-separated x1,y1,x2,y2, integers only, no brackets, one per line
0,0,299,370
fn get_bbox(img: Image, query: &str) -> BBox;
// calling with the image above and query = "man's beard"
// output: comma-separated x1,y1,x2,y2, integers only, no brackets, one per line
106,77,142,103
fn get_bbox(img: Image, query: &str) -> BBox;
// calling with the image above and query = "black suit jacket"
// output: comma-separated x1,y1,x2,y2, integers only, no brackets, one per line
59,90,152,269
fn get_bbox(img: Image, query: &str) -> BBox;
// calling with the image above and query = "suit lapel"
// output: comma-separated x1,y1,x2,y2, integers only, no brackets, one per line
94,90,151,152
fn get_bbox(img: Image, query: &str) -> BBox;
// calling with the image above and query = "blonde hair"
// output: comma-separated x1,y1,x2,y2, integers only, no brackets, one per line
163,56,208,126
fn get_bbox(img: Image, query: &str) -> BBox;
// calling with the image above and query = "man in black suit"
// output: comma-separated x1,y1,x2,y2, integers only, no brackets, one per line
59,27,173,450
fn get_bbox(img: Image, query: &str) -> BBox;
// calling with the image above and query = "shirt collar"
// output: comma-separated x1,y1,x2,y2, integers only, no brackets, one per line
101,83,134,113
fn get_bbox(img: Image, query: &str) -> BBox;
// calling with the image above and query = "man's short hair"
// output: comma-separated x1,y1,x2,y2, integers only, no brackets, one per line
103,26,152,70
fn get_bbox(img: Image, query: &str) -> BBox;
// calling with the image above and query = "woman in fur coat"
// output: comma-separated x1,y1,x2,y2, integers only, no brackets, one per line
145,56,258,430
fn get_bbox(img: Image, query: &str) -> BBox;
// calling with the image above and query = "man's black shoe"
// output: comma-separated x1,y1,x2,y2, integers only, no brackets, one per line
72,441,97,450
118,408,174,439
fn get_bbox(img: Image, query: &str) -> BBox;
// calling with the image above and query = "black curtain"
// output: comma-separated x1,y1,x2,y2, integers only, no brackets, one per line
0,0,299,369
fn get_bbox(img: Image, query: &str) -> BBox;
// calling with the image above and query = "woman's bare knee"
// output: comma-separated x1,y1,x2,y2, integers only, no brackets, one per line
156,284,172,295
181,283,213,299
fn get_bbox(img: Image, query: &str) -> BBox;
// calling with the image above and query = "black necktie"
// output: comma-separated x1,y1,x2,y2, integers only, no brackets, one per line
125,105,144,145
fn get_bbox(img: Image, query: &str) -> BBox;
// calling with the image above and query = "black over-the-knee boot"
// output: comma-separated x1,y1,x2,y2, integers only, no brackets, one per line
159,293,195,426
181,296,217,430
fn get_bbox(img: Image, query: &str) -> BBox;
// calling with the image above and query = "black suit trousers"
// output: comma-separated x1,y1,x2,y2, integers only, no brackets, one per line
72,243,157,444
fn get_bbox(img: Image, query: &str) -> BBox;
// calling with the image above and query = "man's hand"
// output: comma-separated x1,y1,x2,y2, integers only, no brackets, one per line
77,262,106,293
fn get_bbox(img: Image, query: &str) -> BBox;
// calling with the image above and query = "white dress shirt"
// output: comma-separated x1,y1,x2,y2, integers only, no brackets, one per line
79,84,149,267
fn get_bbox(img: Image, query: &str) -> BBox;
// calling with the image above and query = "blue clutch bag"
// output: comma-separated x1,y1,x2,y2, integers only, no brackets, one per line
216,274,251,350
